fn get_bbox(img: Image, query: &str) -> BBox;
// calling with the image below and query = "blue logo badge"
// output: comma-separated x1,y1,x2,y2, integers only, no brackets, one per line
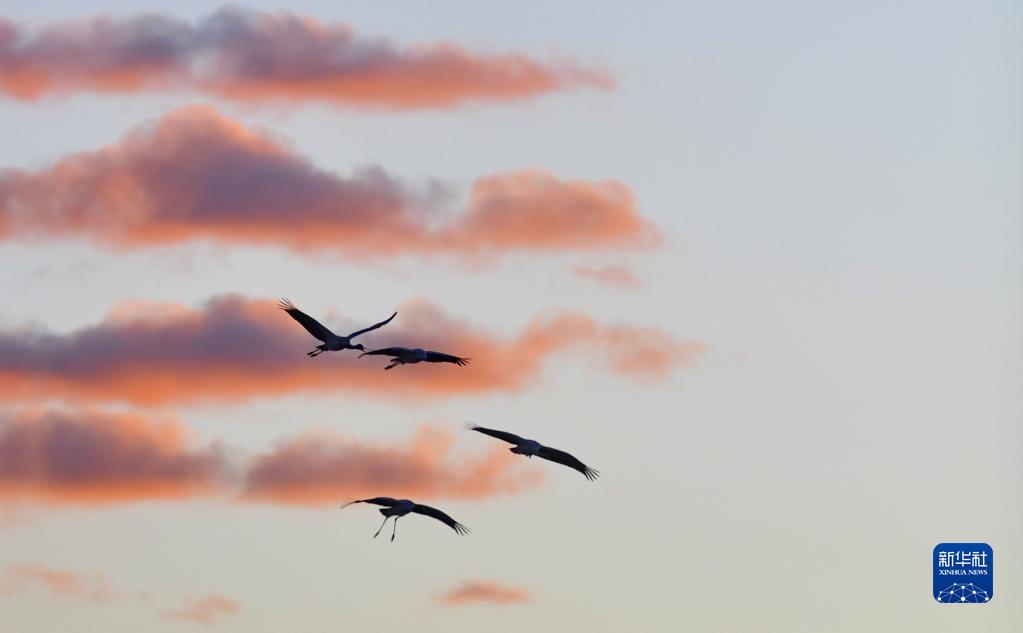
933,543,993,603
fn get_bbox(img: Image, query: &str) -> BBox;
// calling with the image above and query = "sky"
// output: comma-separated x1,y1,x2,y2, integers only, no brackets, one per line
0,1,1021,631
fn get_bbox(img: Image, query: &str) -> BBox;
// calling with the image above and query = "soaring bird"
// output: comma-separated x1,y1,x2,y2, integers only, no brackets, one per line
467,424,599,481
278,299,396,357
359,347,469,370
339,497,470,541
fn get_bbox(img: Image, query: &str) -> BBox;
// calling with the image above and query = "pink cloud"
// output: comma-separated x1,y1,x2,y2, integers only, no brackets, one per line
243,425,544,505
0,295,703,406
165,593,240,625
0,565,112,602
0,107,654,259
573,263,643,289
0,409,226,505
0,8,610,108
440,580,531,606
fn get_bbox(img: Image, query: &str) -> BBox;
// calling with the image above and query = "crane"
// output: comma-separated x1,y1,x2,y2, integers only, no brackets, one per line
340,497,470,541
467,424,599,481
278,299,396,357
359,347,469,370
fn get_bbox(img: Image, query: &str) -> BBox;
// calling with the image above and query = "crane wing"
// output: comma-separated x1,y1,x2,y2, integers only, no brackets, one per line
359,347,409,359
411,504,470,535
340,496,399,509
347,311,398,339
279,299,335,342
425,351,470,366
467,424,525,445
536,446,600,481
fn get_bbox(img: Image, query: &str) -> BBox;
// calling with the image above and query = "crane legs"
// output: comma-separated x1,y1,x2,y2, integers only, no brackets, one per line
373,516,389,538
391,518,399,542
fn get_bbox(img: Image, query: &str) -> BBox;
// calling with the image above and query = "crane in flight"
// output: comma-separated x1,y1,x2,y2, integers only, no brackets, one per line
278,299,396,357
339,497,470,541
359,347,469,370
467,424,599,481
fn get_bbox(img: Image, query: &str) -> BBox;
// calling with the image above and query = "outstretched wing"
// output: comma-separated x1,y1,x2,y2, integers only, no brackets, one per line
411,504,470,535
467,424,525,446
340,496,399,510
279,299,335,342
425,351,470,366
359,347,409,359
537,446,600,481
347,311,398,339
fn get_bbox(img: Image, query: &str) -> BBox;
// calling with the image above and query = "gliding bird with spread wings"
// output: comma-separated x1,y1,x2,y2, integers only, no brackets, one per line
467,424,600,481
359,347,469,370
339,497,470,541
278,299,396,357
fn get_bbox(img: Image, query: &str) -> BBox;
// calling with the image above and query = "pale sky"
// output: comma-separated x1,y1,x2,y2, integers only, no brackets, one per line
0,2,1020,631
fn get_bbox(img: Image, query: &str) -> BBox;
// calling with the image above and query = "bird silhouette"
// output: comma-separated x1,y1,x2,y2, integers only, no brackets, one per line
340,497,470,541
278,299,396,357
467,424,599,481
359,347,469,370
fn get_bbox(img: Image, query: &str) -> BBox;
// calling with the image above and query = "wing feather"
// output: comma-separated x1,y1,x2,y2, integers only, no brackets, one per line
340,496,399,510
467,424,525,446
537,446,600,481
279,299,335,342
359,347,409,358
347,311,398,339
411,504,470,535
425,351,470,366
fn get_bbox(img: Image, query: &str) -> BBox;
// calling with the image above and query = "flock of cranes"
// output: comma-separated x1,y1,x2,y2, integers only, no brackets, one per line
279,299,469,367
280,299,599,541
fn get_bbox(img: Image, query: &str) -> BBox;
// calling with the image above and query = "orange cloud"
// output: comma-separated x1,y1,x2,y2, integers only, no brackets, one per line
440,580,531,606
0,295,702,405
0,565,111,602
243,425,543,505
0,8,610,107
0,107,654,258
0,410,547,507
573,263,643,289
0,410,226,505
165,593,240,625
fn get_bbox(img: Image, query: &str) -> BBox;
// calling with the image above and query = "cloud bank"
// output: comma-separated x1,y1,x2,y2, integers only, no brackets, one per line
0,295,703,405
0,565,112,602
573,263,643,289
243,425,543,505
0,409,225,504
440,580,531,606
0,7,610,108
165,593,240,625
0,412,543,507
0,107,654,259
